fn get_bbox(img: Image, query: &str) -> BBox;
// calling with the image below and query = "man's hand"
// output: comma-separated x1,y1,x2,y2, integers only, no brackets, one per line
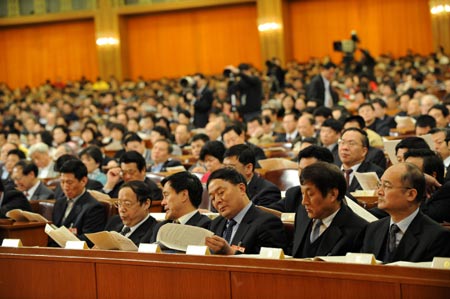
104,167,121,190
424,173,441,199
205,235,236,255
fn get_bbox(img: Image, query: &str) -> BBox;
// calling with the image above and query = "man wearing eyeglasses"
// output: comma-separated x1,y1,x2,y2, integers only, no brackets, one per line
338,128,384,194
51,160,105,247
103,151,162,200
358,163,450,263
105,181,158,245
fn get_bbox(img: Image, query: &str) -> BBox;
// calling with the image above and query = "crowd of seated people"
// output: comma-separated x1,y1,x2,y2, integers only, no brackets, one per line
0,50,449,262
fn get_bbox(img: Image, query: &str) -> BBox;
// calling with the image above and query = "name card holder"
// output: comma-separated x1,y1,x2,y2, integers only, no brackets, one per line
345,252,376,265
259,247,285,259
432,257,450,269
65,241,88,250
186,245,211,256
1,238,23,248
138,243,162,253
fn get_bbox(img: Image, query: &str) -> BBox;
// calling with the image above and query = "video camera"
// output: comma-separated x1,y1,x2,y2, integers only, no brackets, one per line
179,76,196,88
333,31,359,54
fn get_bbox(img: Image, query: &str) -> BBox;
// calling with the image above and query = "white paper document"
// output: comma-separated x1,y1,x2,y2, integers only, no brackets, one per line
156,223,214,252
86,231,138,251
6,209,49,223
354,172,380,191
45,224,80,248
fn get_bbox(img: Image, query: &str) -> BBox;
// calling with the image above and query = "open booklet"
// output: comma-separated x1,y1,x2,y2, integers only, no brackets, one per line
6,209,50,223
45,223,81,247
156,223,214,252
354,172,379,191
85,231,138,251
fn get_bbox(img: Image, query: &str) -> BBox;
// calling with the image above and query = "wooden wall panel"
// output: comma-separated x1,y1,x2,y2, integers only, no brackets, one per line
125,3,261,80
96,263,230,299
0,19,98,89
231,272,400,299
0,258,97,299
287,0,433,62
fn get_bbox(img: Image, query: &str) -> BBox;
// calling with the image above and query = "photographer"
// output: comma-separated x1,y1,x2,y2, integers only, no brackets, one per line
180,73,213,129
266,57,286,95
224,63,263,122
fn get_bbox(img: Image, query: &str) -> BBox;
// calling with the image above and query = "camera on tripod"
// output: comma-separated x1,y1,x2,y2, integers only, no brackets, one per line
333,30,359,54
179,76,196,88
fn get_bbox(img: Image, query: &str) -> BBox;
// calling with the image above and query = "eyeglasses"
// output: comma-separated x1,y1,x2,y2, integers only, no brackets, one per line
120,169,138,176
376,182,413,191
113,200,137,209
338,139,362,147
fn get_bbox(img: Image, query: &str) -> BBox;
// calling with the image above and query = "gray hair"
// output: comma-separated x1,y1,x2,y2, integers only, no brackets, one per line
28,142,50,157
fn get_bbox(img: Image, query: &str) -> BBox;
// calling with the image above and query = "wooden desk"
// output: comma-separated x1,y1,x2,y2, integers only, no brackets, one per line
0,247,449,299
0,222,48,246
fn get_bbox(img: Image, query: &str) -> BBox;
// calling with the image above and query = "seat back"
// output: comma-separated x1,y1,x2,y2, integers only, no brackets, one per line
264,169,299,191
97,199,118,221
37,199,56,221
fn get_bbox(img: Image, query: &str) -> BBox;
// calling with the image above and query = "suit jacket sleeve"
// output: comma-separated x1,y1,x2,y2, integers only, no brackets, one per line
0,191,32,218
77,202,106,245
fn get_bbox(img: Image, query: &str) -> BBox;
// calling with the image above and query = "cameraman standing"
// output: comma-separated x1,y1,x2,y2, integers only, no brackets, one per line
225,63,263,122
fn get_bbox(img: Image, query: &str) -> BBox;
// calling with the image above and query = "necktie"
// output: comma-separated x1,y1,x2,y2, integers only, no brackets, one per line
388,223,400,253
121,226,131,236
24,191,30,199
310,219,323,243
224,219,237,243
344,169,353,188
63,199,74,222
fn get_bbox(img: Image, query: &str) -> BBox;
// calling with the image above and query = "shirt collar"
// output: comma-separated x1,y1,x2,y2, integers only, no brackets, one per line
128,213,151,234
318,207,340,229
177,210,198,225
232,201,253,224
27,180,41,198
390,207,420,234
69,188,86,203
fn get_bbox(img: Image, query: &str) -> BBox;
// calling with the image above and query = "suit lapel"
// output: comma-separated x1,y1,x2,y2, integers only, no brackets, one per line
292,205,312,257
316,206,347,256
372,218,390,257
186,212,200,226
230,206,256,245
63,193,87,227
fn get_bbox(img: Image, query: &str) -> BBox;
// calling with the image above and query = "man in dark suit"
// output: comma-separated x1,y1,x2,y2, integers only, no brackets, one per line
307,62,338,108
358,102,391,136
0,180,31,218
12,160,54,200
291,162,368,258
103,151,162,200
192,73,213,128
205,168,287,255
404,149,450,223
359,163,450,263
338,128,384,193
319,118,342,164
105,181,158,245
148,139,182,173
51,160,106,246
268,145,334,212
275,113,299,143
226,63,263,122
223,144,280,207
150,171,211,242
52,154,107,201
222,125,266,168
